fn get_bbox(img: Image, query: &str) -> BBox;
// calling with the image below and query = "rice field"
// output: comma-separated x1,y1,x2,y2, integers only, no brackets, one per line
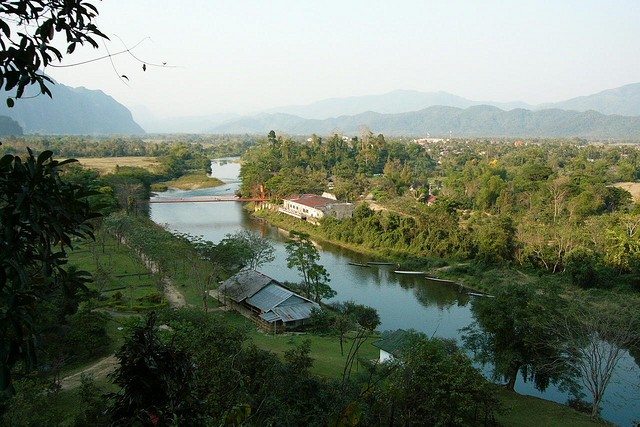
75,156,162,173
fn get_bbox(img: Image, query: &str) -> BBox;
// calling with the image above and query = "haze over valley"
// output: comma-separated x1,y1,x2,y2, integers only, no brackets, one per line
4,81,640,138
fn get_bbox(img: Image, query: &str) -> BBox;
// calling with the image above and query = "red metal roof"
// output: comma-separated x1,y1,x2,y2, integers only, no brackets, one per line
286,194,337,208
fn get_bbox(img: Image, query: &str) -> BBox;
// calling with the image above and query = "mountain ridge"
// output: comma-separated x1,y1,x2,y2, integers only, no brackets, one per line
212,104,640,138
0,82,145,135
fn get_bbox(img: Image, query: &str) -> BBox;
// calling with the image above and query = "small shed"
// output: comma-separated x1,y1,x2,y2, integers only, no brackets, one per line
372,329,420,363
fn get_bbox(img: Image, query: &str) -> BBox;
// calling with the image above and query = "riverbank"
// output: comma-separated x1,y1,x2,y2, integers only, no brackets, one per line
251,207,502,293
117,206,606,426
154,172,225,191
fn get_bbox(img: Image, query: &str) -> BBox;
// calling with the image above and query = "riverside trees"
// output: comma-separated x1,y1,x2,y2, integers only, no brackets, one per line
242,133,640,288
285,231,336,302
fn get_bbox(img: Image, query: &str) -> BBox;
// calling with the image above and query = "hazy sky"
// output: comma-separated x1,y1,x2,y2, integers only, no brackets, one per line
48,0,640,117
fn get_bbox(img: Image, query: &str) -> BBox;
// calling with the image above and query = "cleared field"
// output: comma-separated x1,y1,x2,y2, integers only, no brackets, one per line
613,182,640,203
75,156,162,173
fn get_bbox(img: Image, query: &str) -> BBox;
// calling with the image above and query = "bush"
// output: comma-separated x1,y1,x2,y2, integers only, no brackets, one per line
565,247,599,288
65,309,112,363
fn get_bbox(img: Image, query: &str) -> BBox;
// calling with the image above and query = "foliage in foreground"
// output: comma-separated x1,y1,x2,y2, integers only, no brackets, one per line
0,149,98,397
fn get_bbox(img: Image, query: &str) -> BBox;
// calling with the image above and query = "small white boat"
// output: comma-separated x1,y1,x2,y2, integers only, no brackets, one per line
394,270,427,275
467,292,495,298
424,276,456,283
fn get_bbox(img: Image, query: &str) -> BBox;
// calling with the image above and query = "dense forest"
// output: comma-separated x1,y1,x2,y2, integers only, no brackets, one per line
0,134,256,159
241,132,640,291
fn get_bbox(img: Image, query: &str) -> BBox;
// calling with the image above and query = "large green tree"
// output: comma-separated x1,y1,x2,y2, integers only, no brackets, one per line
462,283,571,392
285,231,335,302
383,337,498,426
0,149,98,396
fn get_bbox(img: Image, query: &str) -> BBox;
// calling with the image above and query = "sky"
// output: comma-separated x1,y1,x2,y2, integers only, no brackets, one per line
47,0,640,118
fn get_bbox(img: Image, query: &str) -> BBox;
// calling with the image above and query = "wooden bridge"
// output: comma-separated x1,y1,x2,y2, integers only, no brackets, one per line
149,196,266,204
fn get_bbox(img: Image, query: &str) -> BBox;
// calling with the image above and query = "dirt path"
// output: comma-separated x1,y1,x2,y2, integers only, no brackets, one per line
60,241,189,389
60,355,119,390
163,277,186,308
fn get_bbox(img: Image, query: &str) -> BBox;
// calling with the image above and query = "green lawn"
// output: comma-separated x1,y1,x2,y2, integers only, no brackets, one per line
250,330,379,379
68,232,166,311
208,310,378,379
495,389,607,426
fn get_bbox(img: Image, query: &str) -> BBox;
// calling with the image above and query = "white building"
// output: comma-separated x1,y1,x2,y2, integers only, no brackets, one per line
279,194,354,224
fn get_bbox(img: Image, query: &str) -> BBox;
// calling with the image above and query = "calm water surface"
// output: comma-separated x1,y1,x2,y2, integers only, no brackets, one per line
149,159,639,426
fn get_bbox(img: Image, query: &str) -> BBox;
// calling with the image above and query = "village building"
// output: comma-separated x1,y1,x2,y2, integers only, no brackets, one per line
279,193,354,224
218,270,320,332
372,329,420,363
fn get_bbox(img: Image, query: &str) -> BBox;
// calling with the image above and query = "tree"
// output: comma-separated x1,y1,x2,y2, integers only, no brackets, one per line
0,1,107,106
462,283,570,392
472,214,516,263
109,313,204,425
384,337,498,426
285,231,335,302
340,302,380,384
228,230,275,270
0,149,98,396
549,306,640,418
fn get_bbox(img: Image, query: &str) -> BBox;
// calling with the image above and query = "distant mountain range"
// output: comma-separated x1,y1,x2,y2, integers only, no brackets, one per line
0,82,144,135
212,105,640,139
205,82,640,138
541,83,640,116
0,116,23,136
262,89,533,119
263,83,640,120
3,80,640,138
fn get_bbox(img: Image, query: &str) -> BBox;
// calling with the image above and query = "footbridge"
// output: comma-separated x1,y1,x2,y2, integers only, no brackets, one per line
149,196,266,204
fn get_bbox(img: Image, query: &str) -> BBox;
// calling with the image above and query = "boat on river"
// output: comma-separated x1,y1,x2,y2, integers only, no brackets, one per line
348,262,370,267
424,276,456,284
394,270,427,275
367,261,395,265
468,292,495,298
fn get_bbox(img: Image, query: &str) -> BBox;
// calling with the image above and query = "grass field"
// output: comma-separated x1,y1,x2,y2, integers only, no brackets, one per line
613,181,640,203
68,232,166,312
75,156,162,174
495,389,606,426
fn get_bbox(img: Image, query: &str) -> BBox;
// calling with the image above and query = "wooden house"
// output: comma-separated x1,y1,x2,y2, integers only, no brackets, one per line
219,270,320,332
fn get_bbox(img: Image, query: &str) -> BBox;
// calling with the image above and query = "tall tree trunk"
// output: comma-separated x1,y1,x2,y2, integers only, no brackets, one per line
505,365,520,391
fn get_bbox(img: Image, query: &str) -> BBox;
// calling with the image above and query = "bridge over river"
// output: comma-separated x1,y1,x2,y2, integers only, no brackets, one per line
149,195,265,204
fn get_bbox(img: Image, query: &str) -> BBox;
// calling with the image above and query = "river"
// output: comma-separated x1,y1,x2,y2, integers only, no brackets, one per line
150,158,639,426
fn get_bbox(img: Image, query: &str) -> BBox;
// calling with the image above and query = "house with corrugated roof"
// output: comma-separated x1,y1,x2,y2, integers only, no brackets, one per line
218,270,320,331
279,193,354,224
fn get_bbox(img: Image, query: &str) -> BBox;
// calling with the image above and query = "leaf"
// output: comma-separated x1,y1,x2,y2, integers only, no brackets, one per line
121,75,129,81
6,98,14,108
